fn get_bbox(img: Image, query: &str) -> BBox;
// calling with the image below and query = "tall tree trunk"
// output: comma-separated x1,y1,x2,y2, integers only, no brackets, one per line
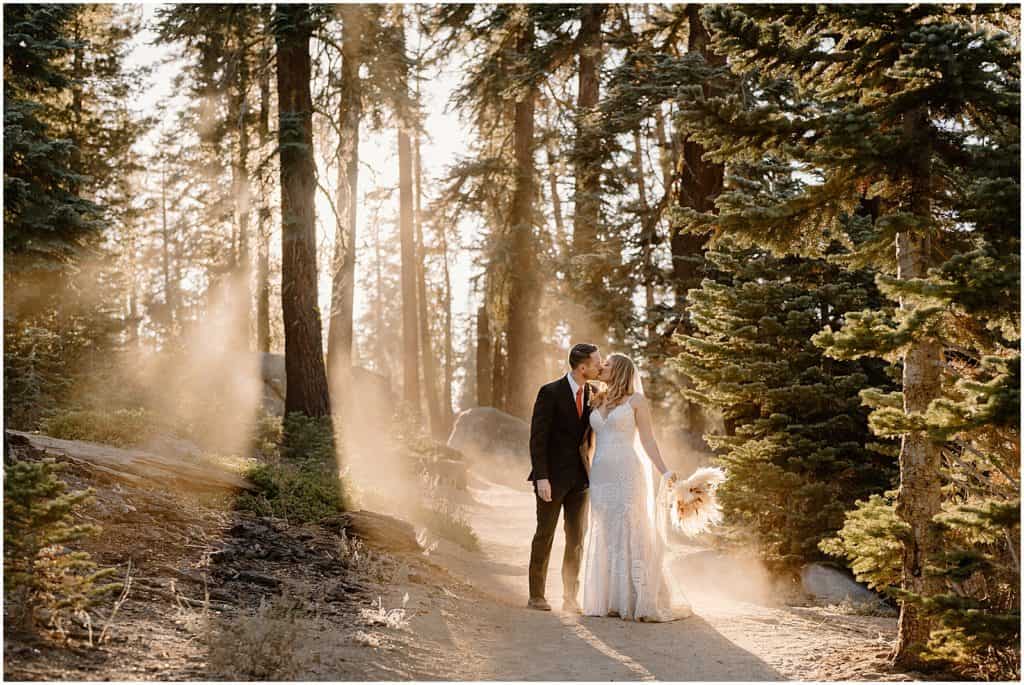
126,230,140,349
476,303,492,407
545,140,566,248
275,3,331,418
326,5,364,409
505,18,542,420
633,129,657,344
396,8,420,412
891,104,944,670
672,4,724,328
569,3,606,343
440,218,454,428
492,331,506,414
414,133,444,436
232,18,252,351
159,162,177,330
671,4,725,439
372,214,388,378
256,10,272,353
256,207,270,352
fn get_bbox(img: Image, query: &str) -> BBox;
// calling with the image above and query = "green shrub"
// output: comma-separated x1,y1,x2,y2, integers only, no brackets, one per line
39,407,179,448
415,499,480,552
280,411,336,463
236,460,356,524
250,410,283,460
822,491,1020,680
3,320,73,430
3,456,121,636
236,411,355,524
818,490,909,595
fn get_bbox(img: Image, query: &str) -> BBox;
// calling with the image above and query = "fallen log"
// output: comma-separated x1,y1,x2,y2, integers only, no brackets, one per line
6,430,255,493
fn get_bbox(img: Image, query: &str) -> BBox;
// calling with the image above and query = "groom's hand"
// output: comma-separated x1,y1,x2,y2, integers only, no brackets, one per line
536,478,552,502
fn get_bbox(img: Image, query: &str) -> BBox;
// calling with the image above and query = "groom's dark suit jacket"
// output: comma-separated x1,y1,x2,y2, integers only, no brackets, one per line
526,376,593,500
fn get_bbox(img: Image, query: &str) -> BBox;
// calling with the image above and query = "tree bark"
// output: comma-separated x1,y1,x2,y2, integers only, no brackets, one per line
256,12,272,354
671,4,725,439
372,213,388,377
633,129,657,344
396,7,420,412
504,18,542,420
545,143,566,248
439,209,454,429
476,303,492,407
231,17,252,352
570,3,606,343
414,133,444,437
275,3,331,418
672,4,724,327
892,104,944,670
492,331,506,414
326,4,364,403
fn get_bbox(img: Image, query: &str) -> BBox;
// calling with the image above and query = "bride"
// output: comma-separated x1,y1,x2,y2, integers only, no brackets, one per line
581,352,693,622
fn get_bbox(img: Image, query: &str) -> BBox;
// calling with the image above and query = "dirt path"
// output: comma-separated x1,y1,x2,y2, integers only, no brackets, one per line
424,473,911,682
3,435,917,682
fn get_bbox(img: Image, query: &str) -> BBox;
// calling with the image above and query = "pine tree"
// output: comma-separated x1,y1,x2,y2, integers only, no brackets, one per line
673,202,898,569
3,4,102,275
273,3,331,420
4,4,149,427
427,5,580,418
4,455,121,635
677,4,1019,672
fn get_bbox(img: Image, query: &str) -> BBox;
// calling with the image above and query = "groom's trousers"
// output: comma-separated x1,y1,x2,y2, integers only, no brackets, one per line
528,478,589,602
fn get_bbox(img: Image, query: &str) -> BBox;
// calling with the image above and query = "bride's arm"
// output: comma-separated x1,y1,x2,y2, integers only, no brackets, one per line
632,394,671,476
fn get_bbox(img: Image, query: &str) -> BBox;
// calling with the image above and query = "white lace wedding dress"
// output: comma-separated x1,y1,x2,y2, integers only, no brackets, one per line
582,392,693,621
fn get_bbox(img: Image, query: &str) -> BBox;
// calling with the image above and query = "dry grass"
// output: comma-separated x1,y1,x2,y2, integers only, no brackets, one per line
337,529,408,584
359,594,411,630
203,588,326,680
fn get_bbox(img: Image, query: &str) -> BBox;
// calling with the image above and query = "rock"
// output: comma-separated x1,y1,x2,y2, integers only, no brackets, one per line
138,434,204,461
800,563,880,605
327,510,422,554
674,549,798,606
259,354,396,424
325,580,371,601
234,570,281,588
446,407,529,481
348,367,397,426
424,457,469,490
227,519,274,538
259,352,287,417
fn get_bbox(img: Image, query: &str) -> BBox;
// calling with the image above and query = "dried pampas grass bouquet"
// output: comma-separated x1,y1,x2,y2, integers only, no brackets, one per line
661,466,727,537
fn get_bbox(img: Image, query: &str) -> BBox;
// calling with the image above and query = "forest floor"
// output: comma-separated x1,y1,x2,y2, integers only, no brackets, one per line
4,437,940,681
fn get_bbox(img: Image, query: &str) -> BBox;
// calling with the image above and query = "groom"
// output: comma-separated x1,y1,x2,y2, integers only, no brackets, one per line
526,342,602,613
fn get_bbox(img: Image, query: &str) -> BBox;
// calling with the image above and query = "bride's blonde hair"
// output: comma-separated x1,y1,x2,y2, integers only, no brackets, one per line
592,353,637,410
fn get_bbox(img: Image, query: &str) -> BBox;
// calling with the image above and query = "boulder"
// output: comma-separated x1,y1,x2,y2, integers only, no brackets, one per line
446,407,529,481
259,352,287,416
800,562,881,605
347,366,397,428
259,353,397,425
423,457,468,490
334,510,423,554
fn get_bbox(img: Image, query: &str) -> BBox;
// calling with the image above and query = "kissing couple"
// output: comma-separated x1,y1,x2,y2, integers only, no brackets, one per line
526,342,695,621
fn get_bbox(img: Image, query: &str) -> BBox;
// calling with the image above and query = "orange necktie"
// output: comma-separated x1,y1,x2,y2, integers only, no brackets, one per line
576,385,583,418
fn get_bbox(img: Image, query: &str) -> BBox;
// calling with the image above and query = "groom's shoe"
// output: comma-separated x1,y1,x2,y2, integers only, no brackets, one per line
527,597,552,611
562,598,583,615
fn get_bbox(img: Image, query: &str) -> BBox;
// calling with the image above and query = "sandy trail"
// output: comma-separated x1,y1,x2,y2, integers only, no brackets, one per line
426,473,904,681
